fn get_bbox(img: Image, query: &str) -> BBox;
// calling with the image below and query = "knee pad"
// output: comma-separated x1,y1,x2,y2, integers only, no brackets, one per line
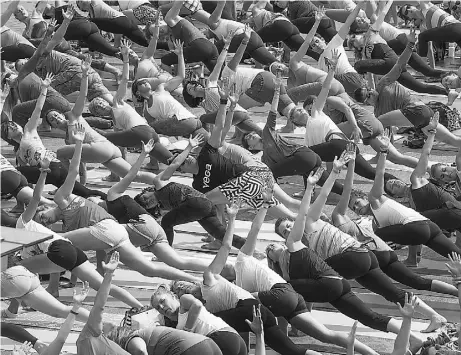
88,97,113,119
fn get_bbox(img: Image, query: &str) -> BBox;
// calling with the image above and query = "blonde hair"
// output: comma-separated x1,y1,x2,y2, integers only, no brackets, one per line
170,280,200,297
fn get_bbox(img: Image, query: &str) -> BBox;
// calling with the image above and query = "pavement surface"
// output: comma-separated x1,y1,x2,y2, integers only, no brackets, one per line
1,2,461,354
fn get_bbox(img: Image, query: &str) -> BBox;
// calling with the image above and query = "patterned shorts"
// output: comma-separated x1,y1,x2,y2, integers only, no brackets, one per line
133,3,158,26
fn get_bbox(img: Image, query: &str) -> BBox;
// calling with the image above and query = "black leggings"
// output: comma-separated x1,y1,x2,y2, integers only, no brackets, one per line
18,161,107,199
418,23,461,58
161,38,219,72
308,139,397,186
354,54,447,96
387,33,445,78
374,250,432,291
1,323,38,346
375,220,461,258
421,207,461,232
47,239,88,271
325,250,406,307
214,298,308,355
1,209,18,227
90,16,148,47
60,18,119,57
1,170,29,197
289,276,391,332
1,44,36,62
257,20,304,51
200,111,262,135
201,1,236,20
160,197,246,249
218,31,277,66
291,17,337,42
100,125,173,163
208,330,247,355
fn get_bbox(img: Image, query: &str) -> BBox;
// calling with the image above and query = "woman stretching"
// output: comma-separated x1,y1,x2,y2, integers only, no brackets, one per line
151,283,247,355
330,136,459,298
76,0,148,47
159,204,320,355
182,31,262,137
132,40,209,140
97,41,173,165
103,137,219,271
265,170,424,354
160,0,219,72
348,132,461,260
33,123,200,284
207,198,378,355
4,152,142,319
132,136,247,249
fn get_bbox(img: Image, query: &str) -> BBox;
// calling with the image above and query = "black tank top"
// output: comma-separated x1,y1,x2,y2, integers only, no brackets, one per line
155,182,206,210
106,195,149,224
289,248,338,280
411,182,458,212
369,42,399,61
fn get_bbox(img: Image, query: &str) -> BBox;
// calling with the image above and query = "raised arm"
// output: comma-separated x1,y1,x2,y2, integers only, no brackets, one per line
208,0,226,29
114,40,131,104
377,27,416,90
290,10,323,71
347,321,359,355
158,134,205,181
370,0,394,31
325,97,362,142
180,294,204,331
24,73,53,134
337,2,366,40
164,40,185,93
391,294,417,355
332,144,357,218
21,152,54,223
209,31,234,83
240,204,269,256
226,27,251,72
164,0,185,26
313,49,339,114
306,149,352,223
86,252,119,335
246,305,266,355
204,202,238,283
208,81,231,148
369,132,390,200
141,12,161,60
220,87,238,145
54,124,85,203
43,5,75,55
446,252,461,345
286,169,323,248
70,55,91,119
410,113,438,185
1,1,20,27
107,140,155,201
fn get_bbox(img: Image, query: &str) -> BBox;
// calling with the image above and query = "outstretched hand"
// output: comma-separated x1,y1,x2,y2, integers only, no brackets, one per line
62,4,75,21
446,252,461,277
306,167,324,186
407,22,417,43
12,341,33,355
120,38,132,59
71,122,86,142
42,72,54,88
224,30,235,46
226,199,241,218
189,133,205,148
172,40,184,56
218,77,232,100
397,292,418,318
245,305,264,335
46,19,58,37
315,6,326,21
333,149,353,172
325,49,341,72
81,54,92,74
41,150,55,169
377,130,391,152
102,251,119,274
426,111,439,133
142,138,156,155
73,281,90,304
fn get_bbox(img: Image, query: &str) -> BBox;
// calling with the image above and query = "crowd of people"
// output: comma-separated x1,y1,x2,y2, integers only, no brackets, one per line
2,1,461,355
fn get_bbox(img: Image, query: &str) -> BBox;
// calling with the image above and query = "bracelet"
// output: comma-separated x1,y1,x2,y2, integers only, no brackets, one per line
220,99,228,105
332,168,341,174
39,168,51,174
70,310,79,315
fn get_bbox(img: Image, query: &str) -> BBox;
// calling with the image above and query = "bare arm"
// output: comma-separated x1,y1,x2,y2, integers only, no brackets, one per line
369,135,390,200
333,151,356,218
227,28,251,72
44,6,74,55
164,0,184,27
312,50,338,114
114,42,130,104
141,14,160,60
209,32,233,83
164,40,185,92
1,1,20,27
220,101,237,146
240,206,269,256
70,56,91,118
391,294,417,355
180,295,203,331
370,0,394,31
337,2,365,40
24,75,52,134
290,13,322,71
208,89,229,149
208,0,226,29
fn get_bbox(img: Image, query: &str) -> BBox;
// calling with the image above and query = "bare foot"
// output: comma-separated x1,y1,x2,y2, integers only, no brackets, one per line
114,69,123,85
201,240,222,250
201,235,214,243
288,328,304,337
45,288,59,299
102,173,120,182
421,315,446,333
402,259,418,268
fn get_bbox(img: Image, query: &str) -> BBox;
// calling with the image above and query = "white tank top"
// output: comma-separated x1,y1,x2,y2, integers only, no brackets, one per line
19,135,57,167
211,19,245,41
221,66,262,100
379,23,402,42
147,91,195,121
304,110,344,147
118,0,149,11
177,308,229,336
113,102,148,130
371,198,427,228
90,0,124,18
201,276,254,313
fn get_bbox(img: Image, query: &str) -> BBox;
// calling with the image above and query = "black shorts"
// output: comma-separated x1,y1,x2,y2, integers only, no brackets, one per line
1,170,28,197
401,104,433,129
47,240,88,271
258,283,307,320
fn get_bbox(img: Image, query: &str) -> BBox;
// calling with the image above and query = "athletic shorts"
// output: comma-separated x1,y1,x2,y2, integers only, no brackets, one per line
132,3,158,26
218,170,280,210
89,219,130,253
1,266,43,300
334,72,367,97
126,214,168,248
400,104,433,129
182,0,202,14
47,239,88,271
87,72,111,102
258,283,307,320
357,117,384,145
0,170,28,196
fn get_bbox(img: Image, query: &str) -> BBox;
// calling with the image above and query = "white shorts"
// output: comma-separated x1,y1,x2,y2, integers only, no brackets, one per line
89,219,130,252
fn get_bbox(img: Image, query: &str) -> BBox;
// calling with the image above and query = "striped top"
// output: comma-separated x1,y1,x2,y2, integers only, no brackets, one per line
421,4,459,31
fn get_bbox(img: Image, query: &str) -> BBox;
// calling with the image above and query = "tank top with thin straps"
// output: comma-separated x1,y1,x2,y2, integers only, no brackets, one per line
113,102,148,130
370,198,427,228
177,308,229,336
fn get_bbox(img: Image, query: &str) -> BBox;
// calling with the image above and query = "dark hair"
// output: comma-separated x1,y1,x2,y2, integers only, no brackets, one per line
303,95,317,109
440,71,458,86
241,131,262,153
274,217,293,238
354,87,368,103
349,19,368,34
383,179,407,197
134,187,162,219
182,80,204,108
397,5,412,21
131,79,144,102
1,121,20,152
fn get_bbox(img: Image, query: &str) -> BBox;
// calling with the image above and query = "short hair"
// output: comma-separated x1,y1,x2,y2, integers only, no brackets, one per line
131,79,144,102
1,121,20,152
274,217,293,237
182,80,204,108
303,95,317,109
170,280,200,297
349,19,367,34
397,5,412,21
354,87,368,103
430,163,444,180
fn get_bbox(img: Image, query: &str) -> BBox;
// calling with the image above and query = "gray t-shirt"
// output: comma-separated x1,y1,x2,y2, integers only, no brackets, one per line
77,324,130,355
